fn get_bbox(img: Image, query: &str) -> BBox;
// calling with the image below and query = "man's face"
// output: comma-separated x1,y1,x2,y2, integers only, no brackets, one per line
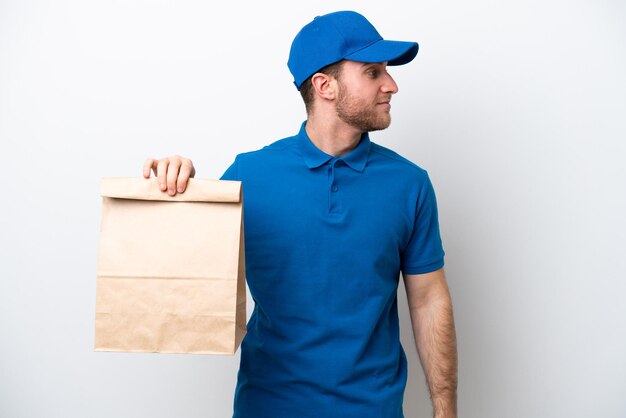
334,60,399,132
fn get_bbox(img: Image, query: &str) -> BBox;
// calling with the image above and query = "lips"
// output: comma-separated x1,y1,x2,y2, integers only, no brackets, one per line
377,96,392,107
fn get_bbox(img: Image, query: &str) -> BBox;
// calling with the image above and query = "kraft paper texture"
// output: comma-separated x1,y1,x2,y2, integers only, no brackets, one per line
95,177,246,355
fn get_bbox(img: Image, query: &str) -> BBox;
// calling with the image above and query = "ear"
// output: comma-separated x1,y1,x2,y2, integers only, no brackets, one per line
310,72,338,101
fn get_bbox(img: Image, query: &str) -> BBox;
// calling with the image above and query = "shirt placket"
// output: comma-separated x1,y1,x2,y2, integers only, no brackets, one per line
327,159,344,216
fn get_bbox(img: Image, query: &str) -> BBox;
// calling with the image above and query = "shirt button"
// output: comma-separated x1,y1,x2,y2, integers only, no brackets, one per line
331,185,338,192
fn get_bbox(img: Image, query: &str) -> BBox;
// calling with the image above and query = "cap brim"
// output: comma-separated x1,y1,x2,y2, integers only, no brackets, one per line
345,39,419,66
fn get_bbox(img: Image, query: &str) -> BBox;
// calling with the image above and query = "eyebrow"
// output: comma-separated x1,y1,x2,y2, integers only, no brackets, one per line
361,62,387,68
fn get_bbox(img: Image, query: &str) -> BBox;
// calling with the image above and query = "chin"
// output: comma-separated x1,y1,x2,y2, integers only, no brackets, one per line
371,117,392,132
364,122,391,132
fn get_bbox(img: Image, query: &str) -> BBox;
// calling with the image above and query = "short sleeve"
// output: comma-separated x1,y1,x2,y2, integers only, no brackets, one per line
220,155,240,181
401,173,445,275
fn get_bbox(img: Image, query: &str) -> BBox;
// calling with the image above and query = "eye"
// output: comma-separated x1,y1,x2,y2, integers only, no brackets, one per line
367,68,379,78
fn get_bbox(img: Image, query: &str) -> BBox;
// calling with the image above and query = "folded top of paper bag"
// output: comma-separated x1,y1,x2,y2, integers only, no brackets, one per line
100,177,241,203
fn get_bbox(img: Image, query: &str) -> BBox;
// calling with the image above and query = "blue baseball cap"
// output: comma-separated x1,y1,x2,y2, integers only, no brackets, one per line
288,11,419,90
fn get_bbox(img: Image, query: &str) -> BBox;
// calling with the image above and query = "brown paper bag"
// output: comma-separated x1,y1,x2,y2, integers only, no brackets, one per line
94,177,246,355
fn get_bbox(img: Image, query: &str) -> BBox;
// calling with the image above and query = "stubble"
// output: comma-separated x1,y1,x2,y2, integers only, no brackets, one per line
335,82,392,132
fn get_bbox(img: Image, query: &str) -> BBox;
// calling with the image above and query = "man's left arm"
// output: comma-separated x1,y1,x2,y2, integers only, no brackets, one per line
403,267,458,418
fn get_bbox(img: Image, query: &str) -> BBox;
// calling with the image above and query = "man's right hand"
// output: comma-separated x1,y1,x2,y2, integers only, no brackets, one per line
143,155,196,196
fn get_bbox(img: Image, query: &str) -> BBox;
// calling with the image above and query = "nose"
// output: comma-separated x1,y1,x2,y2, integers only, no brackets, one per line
382,70,399,94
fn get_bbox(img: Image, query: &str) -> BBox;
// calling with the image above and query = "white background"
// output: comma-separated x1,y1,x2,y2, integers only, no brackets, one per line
1,0,625,417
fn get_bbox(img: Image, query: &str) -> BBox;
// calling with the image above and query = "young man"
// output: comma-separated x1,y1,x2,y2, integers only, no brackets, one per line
144,11,457,418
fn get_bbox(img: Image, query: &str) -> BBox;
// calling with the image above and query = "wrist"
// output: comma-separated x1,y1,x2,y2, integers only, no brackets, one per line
432,396,457,418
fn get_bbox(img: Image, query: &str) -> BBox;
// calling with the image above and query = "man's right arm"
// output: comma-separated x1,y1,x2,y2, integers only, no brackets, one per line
143,155,195,196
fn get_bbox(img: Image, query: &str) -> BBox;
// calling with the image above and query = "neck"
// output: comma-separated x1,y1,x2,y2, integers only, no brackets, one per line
305,113,364,158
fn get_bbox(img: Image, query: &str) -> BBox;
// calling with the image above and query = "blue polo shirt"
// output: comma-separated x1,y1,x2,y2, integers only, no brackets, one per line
220,122,445,418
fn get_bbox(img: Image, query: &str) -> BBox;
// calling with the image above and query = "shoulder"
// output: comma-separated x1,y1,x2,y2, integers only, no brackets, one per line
369,142,430,181
234,135,299,162
223,135,301,181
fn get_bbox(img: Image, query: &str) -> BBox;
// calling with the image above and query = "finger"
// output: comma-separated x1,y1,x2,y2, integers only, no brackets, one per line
157,159,169,191
143,158,156,178
166,158,182,196
177,160,194,193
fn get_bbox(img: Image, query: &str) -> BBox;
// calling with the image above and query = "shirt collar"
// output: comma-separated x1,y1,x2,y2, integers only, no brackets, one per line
296,121,371,173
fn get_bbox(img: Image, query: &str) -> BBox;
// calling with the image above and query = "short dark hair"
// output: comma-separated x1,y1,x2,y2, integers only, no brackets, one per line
299,61,344,114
